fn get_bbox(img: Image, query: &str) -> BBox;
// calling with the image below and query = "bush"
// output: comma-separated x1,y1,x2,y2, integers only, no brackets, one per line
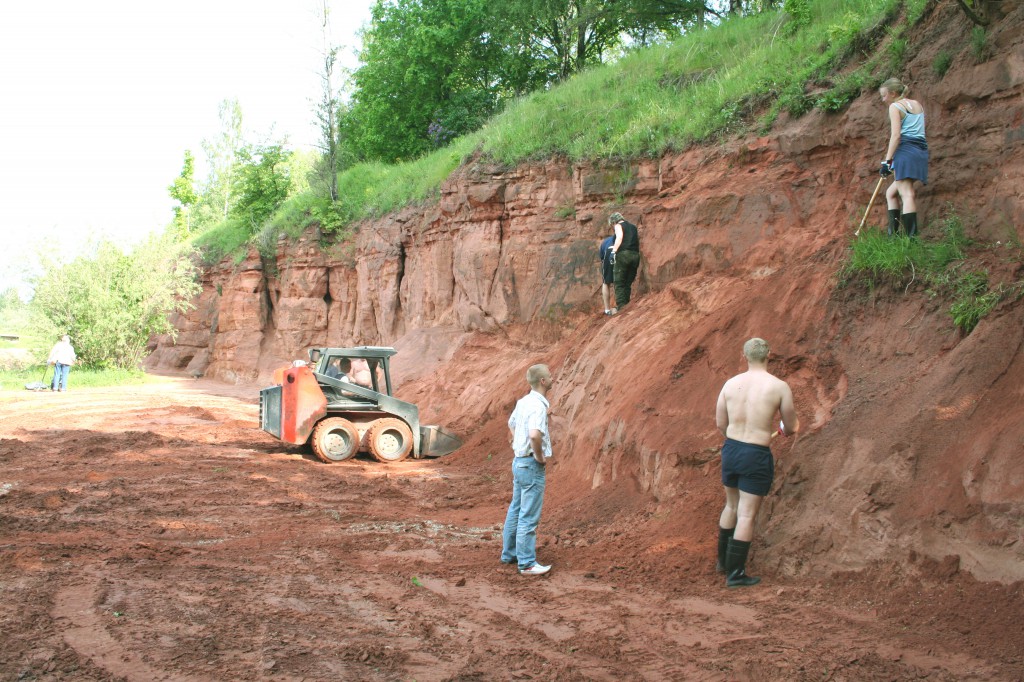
933,50,953,77
971,26,993,62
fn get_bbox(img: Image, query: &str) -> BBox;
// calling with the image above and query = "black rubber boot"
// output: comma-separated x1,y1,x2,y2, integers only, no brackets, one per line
887,209,902,237
725,538,761,588
716,527,734,574
902,212,918,237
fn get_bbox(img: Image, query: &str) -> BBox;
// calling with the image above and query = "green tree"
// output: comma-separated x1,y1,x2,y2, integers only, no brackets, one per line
199,99,244,224
167,149,199,239
230,143,293,229
314,0,345,202
31,235,201,370
346,0,517,162
496,0,627,81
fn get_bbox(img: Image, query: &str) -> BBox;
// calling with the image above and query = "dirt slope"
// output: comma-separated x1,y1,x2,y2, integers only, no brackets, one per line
1,380,1022,680
140,2,1024,586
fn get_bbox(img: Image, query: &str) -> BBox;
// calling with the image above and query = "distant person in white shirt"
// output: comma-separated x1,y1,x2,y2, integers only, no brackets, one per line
47,335,77,392
501,364,554,576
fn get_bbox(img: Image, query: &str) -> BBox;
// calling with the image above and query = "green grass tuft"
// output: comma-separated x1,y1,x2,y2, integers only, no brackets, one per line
845,209,1004,334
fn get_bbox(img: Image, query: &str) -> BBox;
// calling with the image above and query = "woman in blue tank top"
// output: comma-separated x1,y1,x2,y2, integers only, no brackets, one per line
879,77,928,237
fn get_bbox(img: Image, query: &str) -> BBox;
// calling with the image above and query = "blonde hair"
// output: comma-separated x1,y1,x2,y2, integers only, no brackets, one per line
743,338,770,363
526,364,550,388
880,78,908,98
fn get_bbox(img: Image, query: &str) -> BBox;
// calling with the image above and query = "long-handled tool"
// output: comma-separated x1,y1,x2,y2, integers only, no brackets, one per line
855,176,886,236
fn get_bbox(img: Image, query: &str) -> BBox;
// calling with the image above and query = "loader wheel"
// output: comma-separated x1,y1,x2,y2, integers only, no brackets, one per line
367,418,414,462
311,417,360,463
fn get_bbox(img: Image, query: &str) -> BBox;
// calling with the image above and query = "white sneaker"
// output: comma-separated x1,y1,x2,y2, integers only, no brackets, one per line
519,563,551,576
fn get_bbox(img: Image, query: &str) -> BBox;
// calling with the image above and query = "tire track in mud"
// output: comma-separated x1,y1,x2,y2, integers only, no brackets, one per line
52,575,204,682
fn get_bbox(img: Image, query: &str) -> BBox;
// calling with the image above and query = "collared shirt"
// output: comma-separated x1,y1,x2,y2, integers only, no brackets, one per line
48,341,76,366
508,389,551,458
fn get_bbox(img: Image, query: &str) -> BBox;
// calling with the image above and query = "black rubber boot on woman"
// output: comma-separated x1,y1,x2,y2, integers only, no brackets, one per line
725,538,761,588
902,212,918,237
887,209,902,236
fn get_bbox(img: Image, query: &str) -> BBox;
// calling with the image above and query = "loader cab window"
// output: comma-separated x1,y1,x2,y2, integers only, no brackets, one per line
325,357,352,382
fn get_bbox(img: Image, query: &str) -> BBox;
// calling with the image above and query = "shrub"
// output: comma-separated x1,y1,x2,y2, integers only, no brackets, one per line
971,26,992,62
933,50,953,77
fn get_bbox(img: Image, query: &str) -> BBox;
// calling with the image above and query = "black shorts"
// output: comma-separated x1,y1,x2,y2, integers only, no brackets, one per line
602,257,614,285
721,438,774,496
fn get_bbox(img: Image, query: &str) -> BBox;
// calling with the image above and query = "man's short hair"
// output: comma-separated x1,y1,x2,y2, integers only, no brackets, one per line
526,364,550,388
608,212,624,225
339,358,352,372
743,338,770,362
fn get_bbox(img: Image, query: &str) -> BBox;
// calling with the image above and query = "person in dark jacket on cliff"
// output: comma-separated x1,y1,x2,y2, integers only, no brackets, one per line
878,77,928,237
599,234,615,315
607,212,641,314
715,338,799,588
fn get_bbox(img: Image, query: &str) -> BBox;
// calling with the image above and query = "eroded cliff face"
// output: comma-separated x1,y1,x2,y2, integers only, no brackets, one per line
148,2,1024,582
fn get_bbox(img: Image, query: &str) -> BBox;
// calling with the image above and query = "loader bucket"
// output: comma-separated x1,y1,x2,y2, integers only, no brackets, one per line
419,425,462,458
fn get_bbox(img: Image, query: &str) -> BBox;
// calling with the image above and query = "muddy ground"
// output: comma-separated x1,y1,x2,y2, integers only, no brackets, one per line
1,376,1022,681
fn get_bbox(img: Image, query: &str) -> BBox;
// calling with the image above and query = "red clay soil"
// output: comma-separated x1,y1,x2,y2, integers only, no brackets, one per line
2,376,1022,681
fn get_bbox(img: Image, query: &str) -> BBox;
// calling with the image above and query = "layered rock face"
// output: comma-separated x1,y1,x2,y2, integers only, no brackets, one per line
147,2,1024,581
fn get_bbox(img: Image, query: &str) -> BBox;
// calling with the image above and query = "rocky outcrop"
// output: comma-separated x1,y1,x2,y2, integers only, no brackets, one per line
147,2,1024,582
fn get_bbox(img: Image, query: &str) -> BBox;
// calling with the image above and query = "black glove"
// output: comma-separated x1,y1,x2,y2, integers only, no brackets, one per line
879,160,893,177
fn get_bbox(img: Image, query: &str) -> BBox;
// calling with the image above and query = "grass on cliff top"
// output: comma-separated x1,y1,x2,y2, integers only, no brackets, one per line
192,0,926,260
330,0,923,224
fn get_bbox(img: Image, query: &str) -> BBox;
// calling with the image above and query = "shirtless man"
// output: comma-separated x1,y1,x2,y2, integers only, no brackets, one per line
715,337,799,588
349,358,374,388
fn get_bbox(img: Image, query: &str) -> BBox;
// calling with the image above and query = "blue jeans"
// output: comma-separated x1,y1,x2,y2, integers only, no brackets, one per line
51,363,70,391
501,457,546,569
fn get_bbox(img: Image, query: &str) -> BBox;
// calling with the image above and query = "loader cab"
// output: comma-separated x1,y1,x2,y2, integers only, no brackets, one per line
311,346,394,396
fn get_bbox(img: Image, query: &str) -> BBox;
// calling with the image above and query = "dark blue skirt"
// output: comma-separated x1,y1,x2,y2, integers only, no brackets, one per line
893,137,929,184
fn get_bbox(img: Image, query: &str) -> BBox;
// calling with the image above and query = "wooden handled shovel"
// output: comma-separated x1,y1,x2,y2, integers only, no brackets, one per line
855,176,885,236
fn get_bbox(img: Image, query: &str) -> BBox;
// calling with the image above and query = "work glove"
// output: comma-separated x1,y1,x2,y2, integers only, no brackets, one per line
879,160,893,177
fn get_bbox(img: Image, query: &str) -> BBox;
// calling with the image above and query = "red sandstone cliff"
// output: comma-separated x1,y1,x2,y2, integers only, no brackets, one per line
147,2,1024,583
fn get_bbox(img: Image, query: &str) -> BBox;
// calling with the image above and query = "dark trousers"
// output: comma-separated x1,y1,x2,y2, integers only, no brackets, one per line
613,250,640,308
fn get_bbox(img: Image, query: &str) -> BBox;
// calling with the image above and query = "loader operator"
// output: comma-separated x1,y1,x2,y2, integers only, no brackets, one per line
325,357,352,382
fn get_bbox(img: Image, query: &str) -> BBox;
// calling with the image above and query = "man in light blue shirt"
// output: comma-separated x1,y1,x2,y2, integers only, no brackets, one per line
501,364,553,575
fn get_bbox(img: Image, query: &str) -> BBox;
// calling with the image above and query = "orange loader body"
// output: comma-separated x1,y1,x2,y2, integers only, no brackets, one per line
272,365,328,445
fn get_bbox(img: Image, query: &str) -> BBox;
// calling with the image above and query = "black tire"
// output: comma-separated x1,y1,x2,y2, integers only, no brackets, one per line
310,417,360,463
367,418,414,462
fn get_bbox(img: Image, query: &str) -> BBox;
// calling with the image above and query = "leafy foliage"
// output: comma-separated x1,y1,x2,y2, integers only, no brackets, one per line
31,235,202,369
167,150,199,239
344,0,511,163
230,144,293,229
784,0,812,31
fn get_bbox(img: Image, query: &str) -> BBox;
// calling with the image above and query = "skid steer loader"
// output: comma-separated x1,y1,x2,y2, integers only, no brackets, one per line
259,346,461,463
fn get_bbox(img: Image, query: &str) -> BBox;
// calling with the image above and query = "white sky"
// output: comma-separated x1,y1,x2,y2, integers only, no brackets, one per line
0,0,373,297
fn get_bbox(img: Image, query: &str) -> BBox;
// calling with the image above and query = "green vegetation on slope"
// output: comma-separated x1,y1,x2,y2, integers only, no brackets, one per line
844,209,1021,334
328,0,923,227
188,0,929,260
